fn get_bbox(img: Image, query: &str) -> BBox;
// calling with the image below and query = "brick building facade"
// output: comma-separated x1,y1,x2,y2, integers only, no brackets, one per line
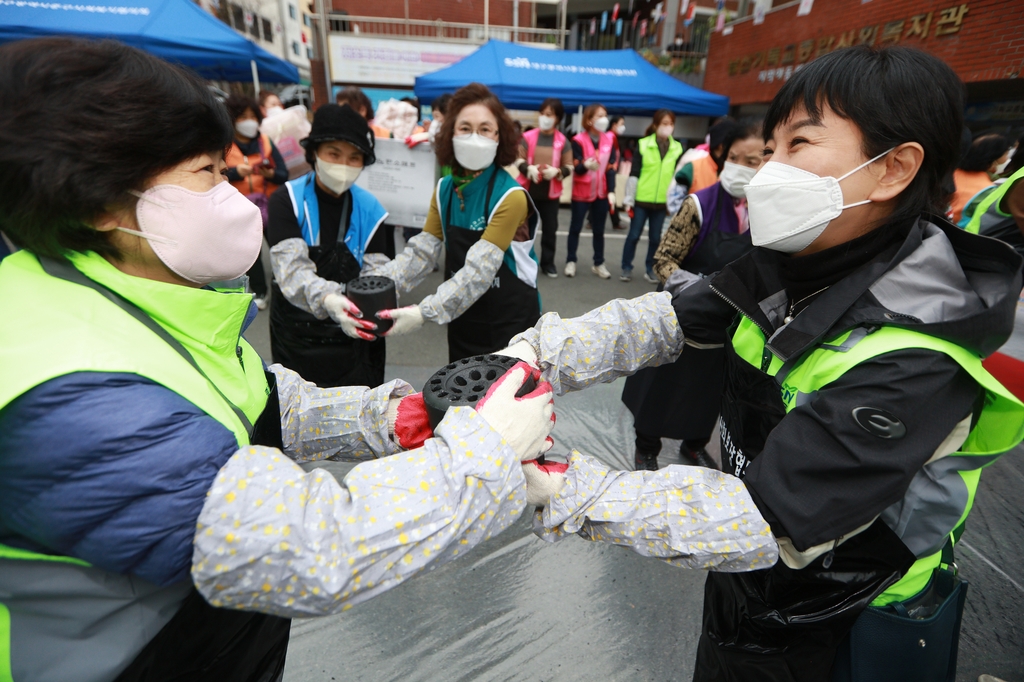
702,0,1023,126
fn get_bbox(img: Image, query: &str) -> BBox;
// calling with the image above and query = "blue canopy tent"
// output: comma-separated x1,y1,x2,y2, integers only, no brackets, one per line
414,40,728,117
0,0,299,83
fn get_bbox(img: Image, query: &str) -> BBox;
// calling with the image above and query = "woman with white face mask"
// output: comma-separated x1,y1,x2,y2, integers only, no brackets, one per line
621,123,763,473
0,39,555,682
620,109,684,283
373,83,541,362
516,97,573,278
504,45,1024,681
566,102,618,279
266,103,394,388
225,94,290,309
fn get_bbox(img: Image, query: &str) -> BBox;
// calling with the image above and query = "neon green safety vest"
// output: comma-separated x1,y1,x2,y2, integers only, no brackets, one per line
0,249,269,681
635,134,684,205
730,316,1024,605
964,166,1024,235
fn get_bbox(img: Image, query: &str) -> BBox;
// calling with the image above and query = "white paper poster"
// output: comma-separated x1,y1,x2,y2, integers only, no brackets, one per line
797,0,814,16
355,138,437,228
328,36,477,86
753,0,766,25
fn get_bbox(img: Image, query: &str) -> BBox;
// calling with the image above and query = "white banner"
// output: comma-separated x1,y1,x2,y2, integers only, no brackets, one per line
797,0,814,16
355,138,437,228
328,35,477,86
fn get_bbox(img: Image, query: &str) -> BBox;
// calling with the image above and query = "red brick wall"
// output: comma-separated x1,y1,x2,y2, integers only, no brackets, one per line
330,0,531,28
704,0,1024,105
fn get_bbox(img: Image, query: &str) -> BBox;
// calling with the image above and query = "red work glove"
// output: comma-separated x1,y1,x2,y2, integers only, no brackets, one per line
388,393,434,450
628,207,635,219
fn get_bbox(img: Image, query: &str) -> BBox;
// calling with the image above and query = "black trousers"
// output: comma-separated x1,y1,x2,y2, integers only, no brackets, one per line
529,184,561,268
635,430,710,455
247,244,268,297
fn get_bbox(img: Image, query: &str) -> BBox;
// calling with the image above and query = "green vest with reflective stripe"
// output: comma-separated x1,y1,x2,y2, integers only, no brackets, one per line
731,316,1024,605
635,134,684,204
964,166,1024,235
0,250,269,680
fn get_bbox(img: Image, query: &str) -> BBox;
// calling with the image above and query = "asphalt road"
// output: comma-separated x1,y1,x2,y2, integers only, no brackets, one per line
244,213,1024,682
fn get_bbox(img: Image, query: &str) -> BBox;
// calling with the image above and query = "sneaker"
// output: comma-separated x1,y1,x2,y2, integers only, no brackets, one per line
643,271,659,284
592,264,611,279
542,264,558,278
680,443,719,470
620,268,633,282
253,295,268,310
634,451,659,471
565,261,577,277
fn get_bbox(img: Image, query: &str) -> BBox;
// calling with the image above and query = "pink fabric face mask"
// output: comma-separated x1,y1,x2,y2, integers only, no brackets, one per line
117,182,262,284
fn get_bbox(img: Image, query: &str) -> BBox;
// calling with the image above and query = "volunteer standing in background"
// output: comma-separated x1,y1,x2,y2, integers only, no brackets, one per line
620,109,683,283
266,104,392,387
517,97,572,278
621,123,763,471
565,103,618,279
609,115,628,230
224,94,288,310
951,133,1010,223
369,83,541,362
259,91,285,118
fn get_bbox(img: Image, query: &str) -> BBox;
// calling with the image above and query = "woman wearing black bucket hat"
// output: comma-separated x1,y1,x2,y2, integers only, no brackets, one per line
266,103,396,387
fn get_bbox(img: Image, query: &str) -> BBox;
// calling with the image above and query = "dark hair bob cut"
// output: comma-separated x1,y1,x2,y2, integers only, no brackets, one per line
763,45,965,223
959,133,1010,172
434,83,521,172
0,38,233,259
539,97,565,123
225,93,263,124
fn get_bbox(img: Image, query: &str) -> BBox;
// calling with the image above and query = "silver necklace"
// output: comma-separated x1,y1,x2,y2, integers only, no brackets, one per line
784,286,830,324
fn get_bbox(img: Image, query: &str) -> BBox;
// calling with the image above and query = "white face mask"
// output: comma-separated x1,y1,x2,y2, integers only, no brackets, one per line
317,158,363,195
452,133,499,171
657,124,674,139
995,153,1012,175
744,147,894,254
615,124,626,136
718,161,757,199
592,116,610,133
428,118,441,144
265,106,285,118
235,119,260,139
538,115,556,131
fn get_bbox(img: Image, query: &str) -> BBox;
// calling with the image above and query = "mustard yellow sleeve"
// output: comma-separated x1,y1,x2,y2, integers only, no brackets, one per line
423,189,444,241
481,189,529,252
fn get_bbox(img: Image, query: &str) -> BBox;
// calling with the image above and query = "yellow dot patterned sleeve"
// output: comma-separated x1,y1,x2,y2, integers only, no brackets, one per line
191,406,527,617
507,291,686,396
534,451,779,572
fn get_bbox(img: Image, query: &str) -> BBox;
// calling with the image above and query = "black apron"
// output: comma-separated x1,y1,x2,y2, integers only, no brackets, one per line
691,329,916,682
270,194,386,388
443,171,541,363
621,209,754,440
38,257,292,682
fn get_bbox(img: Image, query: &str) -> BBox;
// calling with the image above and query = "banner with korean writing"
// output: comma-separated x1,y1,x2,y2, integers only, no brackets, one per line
355,138,437,228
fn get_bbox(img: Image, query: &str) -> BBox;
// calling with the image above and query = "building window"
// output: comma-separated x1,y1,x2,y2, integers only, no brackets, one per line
229,3,244,29
292,41,301,55
288,4,296,19
307,47,314,60
303,14,311,26
262,17,273,40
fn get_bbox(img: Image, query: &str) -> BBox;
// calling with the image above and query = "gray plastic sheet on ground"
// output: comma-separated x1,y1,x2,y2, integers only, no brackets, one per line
289,372,1024,682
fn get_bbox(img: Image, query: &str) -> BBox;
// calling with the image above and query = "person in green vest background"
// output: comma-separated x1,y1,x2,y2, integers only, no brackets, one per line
503,45,1024,681
0,38,555,682
621,109,684,283
371,82,542,363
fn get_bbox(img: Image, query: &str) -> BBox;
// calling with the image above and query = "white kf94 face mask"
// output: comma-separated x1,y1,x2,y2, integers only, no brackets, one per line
744,147,894,253
317,158,363,195
452,133,499,171
538,115,556,131
718,161,758,199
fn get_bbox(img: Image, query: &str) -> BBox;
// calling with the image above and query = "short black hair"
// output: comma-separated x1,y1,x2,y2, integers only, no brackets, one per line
960,133,1010,172
225,94,262,124
764,45,964,222
335,86,374,119
723,122,763,156
431,93,452,116
539,97,565,123
0,38,233,259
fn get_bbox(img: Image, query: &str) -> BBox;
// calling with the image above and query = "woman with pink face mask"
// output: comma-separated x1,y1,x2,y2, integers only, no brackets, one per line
0,39,555,682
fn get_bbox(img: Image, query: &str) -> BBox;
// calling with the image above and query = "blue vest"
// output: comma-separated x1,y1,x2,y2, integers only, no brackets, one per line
282,173,389,266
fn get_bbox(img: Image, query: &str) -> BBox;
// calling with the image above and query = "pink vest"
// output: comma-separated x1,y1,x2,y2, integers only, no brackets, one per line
520,128,568,200
571,130,615,202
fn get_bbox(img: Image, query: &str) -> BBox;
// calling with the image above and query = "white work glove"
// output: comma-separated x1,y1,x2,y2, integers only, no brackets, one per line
377,304,425,337
526,164,541,183
608,192,616,208
495,340,539,369
541,165,561,180
475,362,555,461
324,293,376,341
583,157,600,171
522,456,569,507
